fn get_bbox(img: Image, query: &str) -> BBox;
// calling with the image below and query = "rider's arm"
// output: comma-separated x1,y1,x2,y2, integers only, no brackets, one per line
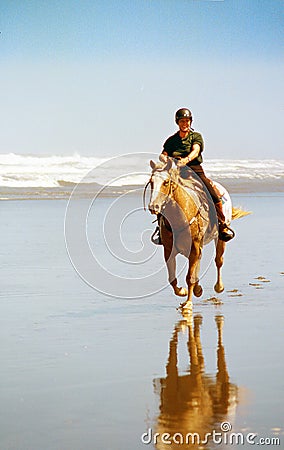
176,143,201,166
188,143,201,162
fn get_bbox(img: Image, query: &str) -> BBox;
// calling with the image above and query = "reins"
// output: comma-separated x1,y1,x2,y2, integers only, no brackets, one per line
143,180,151,211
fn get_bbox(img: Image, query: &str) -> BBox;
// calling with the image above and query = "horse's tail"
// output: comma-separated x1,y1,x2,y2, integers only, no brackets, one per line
231,206,251,221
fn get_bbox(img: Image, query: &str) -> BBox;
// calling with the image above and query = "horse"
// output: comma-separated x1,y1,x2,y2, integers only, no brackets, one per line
146,158,249,310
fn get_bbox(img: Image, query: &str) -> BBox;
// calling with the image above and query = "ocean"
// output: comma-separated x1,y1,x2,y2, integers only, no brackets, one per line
1,153,284,199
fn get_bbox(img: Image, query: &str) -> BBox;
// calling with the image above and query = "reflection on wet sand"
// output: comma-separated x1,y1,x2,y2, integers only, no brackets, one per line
153,314,238,449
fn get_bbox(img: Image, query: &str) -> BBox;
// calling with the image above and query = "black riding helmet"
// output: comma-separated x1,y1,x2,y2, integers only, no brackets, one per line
175,108,192,124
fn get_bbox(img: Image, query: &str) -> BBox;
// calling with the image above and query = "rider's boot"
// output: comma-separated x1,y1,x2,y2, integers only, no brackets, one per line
151,214,162,245
215,201,235,242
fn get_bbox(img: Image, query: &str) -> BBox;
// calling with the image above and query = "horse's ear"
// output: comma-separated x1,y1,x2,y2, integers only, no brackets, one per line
165,158,172,171
150,160,156,170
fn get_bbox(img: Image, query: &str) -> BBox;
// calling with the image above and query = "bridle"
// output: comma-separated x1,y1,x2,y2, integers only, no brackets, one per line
143,168,175,212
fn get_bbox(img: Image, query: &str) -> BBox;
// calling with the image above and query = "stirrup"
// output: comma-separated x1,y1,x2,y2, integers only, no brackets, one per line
218,225,235,242
151,226,162,245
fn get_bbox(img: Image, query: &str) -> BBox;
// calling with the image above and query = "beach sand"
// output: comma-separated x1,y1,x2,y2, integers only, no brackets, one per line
1,193,284,449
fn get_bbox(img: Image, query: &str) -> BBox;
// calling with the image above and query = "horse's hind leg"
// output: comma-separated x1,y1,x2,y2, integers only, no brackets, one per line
214,239,226,293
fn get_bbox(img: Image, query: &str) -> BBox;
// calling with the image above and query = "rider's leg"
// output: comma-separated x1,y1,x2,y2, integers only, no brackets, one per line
214,200,235,242
189,166,235,242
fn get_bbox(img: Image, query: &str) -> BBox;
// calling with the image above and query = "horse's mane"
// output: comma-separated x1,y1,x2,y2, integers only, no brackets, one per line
154,164,195,188
168,166,206,195
168,167,179,182
150,161,207,206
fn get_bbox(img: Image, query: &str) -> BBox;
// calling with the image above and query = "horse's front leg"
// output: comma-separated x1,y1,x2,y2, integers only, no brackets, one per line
180,243,201,310
164,246,188,297
214,239,226,293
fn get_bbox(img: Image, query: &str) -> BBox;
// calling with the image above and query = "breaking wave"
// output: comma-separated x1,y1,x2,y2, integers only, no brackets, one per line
0,153,283,199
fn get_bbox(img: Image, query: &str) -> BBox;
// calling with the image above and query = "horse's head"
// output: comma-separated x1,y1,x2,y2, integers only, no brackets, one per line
147,158,174,215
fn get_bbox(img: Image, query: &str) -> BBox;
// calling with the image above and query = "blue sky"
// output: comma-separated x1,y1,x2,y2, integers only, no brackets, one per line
0,0,283,158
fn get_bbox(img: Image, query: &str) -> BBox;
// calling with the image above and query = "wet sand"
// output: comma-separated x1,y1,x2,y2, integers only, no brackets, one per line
1,193,284,449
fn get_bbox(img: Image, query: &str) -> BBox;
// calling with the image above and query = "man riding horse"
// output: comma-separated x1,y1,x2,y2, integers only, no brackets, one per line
152,108,234,244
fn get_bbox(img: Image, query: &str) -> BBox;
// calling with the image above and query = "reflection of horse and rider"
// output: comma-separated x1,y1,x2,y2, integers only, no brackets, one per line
151,314,239,449
146,108,249,309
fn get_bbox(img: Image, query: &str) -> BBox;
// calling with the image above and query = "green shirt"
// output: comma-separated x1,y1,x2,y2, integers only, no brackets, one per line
163,130,204,166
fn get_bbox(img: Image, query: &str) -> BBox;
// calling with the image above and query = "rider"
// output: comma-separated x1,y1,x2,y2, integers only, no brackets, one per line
156,108,234,242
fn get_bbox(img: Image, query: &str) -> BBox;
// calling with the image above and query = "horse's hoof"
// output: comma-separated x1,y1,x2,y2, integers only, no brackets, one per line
174,286,188,297
194,315,203,325
214,283,224,293
215,315,224,327
180,301,192,312
193,284,203,297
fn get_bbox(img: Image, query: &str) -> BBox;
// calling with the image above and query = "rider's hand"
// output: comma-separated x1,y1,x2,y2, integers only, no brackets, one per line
176,156,189,167
159,153,168,163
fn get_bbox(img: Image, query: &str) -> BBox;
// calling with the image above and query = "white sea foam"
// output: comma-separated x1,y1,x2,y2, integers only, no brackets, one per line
204,159,284,181
0,153,283,189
